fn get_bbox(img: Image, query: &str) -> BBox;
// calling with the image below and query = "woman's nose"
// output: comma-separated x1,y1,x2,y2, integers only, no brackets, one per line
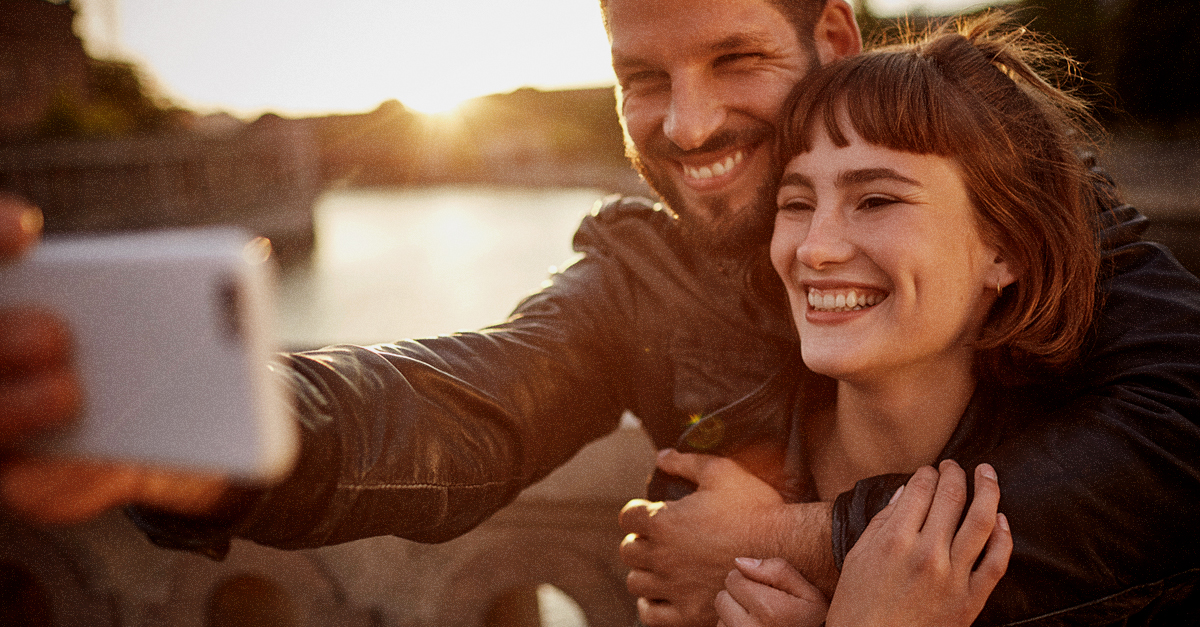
795,208,854,269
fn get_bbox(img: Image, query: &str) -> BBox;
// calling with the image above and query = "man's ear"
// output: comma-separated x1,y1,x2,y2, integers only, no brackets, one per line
813,0,862,66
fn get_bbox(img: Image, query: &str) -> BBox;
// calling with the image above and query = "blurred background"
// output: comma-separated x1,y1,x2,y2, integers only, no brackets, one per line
3,0,1198,347
0,1,1197,626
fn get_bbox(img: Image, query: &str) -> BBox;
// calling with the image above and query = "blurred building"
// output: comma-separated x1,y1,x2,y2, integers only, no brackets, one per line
0,0,90,141
0,0,320,263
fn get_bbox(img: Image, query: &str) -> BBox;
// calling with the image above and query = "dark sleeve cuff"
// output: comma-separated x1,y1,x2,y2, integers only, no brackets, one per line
830,473,908,570
123,486,264,561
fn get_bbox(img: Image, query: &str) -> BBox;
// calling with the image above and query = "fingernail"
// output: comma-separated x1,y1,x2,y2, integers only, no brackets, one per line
979,463,997,481
889,485,905,504
19,207,43,237
735,557,761,568
997,513,1009,531
657,448,673,460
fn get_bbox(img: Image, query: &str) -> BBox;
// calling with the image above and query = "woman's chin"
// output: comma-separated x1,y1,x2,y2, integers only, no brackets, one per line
800,350,864,381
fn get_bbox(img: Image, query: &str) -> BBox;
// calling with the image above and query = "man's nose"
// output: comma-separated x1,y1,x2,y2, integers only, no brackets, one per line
663,75,726,152
796,208,854,269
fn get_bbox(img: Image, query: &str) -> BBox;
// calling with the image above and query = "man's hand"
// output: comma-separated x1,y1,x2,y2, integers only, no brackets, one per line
0,193,230,525
0,194,80,447
619,449,795,627
1,457,230,524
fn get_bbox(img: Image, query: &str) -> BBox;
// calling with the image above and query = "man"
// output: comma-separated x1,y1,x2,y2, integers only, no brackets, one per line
3,1,1199,625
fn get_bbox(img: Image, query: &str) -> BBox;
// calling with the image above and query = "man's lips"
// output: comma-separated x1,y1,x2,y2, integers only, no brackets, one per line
681,150,746,181
648,124,772,191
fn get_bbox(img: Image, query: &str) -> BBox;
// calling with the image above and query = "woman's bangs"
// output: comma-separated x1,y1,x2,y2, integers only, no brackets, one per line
838,54,961,157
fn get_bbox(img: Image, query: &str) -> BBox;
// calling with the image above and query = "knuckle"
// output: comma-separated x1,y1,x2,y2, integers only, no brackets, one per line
940,480,968,508
619,534,648,567
625,570,654,597
619,500,653,531
909,466,939,493
878,532,911,557
619,532,640,551
913,545,950,575
723,567,743,589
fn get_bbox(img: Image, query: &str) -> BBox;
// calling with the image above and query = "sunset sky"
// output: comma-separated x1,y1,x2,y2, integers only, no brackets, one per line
71,0,1010,117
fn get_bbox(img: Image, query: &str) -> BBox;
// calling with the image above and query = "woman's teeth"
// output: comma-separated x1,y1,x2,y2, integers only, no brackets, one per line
807,288,885,312
684,151,744,180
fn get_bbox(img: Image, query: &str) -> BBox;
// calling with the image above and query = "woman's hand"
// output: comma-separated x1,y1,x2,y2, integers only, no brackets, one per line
714,557,829,627
826,459,1012,627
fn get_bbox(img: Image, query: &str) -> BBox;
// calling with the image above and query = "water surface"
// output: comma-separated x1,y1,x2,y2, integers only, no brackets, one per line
276,186,609,349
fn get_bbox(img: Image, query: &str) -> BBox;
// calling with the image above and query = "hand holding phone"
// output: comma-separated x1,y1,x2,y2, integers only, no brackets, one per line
0,227,295,482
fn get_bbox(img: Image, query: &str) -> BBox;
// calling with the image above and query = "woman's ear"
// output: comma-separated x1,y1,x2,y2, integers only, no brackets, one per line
991,253,1017,293
812,0,863,66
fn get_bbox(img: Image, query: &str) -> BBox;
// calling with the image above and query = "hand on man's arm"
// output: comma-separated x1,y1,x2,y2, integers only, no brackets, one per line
619,449,838,627
0,193,232,525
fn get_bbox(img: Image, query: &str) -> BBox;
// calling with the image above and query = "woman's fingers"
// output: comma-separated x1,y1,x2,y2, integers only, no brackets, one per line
970,513,1013,592
920,460,969,542
888,465,941,535
950,463,1002,569
713,590,751,627
720,558,829,627
730,557,825,604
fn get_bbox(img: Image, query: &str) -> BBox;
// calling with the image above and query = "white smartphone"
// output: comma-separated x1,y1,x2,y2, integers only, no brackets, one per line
0,227,296,483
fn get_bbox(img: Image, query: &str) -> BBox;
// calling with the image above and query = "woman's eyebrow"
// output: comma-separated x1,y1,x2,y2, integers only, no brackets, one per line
778,171,814,189
838,168,920,188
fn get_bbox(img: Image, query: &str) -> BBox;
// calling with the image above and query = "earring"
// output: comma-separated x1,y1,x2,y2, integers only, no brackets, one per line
997,281,1003,296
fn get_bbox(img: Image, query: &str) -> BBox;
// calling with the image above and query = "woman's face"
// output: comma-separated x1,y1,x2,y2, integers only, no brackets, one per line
770,125,1013,383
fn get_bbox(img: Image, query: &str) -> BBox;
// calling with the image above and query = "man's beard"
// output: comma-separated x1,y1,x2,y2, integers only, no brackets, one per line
627,129,778,260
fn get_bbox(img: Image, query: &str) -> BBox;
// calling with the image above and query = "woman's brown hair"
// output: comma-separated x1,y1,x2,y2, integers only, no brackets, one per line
776,11,1103,380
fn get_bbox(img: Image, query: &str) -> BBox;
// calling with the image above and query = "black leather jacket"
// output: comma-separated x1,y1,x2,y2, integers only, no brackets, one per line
136,190,1200,626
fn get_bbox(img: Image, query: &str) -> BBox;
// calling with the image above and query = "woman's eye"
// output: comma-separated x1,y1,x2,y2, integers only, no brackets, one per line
859,196,898,211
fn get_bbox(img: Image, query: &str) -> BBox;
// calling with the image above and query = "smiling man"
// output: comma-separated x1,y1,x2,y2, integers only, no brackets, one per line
3,1,1200,626
607,0,822,258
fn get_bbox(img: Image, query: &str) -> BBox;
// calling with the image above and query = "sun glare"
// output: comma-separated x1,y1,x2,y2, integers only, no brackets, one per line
402,91,472,116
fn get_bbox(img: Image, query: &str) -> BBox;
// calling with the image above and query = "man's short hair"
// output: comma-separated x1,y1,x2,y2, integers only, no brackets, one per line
599,0,830,46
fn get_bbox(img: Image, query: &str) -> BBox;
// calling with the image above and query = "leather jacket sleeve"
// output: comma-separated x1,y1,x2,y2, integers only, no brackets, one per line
833,196,1200,625
133,199,676,554
230,206,676,549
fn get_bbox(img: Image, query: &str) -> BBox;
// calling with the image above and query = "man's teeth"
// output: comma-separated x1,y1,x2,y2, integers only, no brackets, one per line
807,288,885,312
684,151,744,180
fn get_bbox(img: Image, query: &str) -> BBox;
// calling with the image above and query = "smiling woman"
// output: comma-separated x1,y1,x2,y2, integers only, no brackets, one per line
72,0,617,116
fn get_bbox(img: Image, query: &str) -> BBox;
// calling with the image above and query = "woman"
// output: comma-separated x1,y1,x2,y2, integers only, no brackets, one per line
715,12,1102,627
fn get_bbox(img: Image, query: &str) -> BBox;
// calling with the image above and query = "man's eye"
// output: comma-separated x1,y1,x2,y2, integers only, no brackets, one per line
619,71,666,90
778,199,814,213
717,52,763,67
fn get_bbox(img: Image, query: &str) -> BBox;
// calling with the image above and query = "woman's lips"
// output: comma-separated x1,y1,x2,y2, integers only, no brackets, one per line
806,286,888,313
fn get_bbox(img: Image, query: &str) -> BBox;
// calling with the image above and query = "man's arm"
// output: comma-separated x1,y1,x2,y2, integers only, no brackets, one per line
8,198,684,558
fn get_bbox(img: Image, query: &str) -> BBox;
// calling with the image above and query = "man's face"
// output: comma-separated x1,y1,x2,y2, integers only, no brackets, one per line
607,0,814,255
